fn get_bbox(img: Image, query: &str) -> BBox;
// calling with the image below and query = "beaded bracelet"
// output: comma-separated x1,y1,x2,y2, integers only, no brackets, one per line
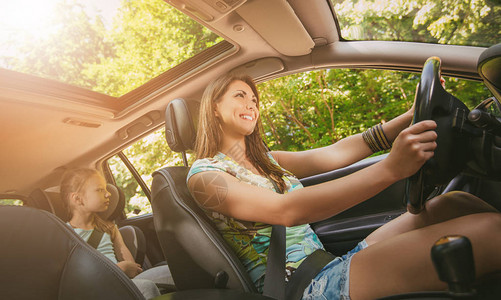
362,124,392,153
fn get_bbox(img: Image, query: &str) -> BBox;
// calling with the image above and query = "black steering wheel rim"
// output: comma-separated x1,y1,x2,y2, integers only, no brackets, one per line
405,57,470,214
414,57,441,123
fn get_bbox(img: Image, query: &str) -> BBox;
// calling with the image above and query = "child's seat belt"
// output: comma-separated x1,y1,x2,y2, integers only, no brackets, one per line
86,229,104,249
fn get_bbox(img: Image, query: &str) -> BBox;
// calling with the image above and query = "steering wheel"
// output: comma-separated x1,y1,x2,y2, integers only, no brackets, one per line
405,57,470,214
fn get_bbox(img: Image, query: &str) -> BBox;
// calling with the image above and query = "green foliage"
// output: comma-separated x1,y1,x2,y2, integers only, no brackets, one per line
334,0,500,46
0,199,23,206
259,69,418,150
1,1,113,90
108,129,194,216
445,77,493,109
1,0,222,97
83,0,222,96
121,129,190,188
259,69,491,152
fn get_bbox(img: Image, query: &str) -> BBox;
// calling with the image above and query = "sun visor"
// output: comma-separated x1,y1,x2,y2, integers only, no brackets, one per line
231,57,285,81
236,0,315,56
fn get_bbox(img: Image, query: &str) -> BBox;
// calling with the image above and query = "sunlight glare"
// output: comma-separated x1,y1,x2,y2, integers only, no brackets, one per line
0,0,60,39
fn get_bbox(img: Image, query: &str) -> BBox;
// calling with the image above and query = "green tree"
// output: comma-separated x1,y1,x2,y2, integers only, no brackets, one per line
84,0,222,96
0,199,23,206
259,69,419,151
108,128,194,215
334,0,500,46
1,1,113,90
259,68,491,152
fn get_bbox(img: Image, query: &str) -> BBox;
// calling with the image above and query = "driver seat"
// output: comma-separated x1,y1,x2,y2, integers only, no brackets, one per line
150,98,257,293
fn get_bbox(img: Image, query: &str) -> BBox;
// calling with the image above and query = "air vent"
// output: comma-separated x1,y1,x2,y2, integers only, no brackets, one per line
63,118,102,128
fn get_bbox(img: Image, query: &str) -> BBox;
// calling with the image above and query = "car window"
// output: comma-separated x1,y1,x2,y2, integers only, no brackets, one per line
258,69,491,152
0,0,223,97
0,198,23,206
106,128,191,218
332,0,500,47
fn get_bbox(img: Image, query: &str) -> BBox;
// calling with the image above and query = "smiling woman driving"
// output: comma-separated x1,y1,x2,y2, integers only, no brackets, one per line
187,72,501,300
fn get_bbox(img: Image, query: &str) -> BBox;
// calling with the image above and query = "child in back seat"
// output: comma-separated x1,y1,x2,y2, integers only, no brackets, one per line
60,168,161,300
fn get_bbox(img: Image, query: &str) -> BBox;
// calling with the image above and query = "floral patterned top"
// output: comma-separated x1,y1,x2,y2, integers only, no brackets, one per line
187,152,324,293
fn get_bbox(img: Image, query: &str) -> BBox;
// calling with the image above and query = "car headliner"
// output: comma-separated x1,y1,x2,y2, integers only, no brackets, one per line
0,0,487,195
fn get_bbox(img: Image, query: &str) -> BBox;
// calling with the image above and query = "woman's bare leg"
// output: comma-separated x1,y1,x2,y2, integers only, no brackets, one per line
366,191,498,246
349,212,501,300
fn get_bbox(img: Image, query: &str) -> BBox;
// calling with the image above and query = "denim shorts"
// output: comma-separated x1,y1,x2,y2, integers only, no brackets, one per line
302,239,368,300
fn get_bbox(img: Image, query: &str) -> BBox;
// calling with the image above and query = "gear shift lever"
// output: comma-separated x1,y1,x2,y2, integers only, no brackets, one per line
431,235,476,297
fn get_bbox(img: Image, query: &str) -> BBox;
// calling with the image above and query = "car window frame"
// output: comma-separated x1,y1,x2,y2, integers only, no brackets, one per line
102,150,152,219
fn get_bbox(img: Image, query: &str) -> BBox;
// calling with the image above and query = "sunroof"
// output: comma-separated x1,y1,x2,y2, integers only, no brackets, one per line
332,0,500,47
0,0,223,97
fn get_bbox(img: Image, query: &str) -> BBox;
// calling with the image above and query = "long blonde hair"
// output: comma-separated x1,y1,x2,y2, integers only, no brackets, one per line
60,168,115,237
195,73,289,192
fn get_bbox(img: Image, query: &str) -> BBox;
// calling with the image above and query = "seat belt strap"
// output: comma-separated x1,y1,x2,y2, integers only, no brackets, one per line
263,224,286,299
263,178,286,300
285,249,336,300
87,229,104,249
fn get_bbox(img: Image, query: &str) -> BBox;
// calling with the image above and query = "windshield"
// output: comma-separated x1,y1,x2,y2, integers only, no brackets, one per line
332,0,500,47
0,0,223,97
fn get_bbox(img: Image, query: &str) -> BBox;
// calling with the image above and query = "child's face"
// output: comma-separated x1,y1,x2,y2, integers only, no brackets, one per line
80,175,111,213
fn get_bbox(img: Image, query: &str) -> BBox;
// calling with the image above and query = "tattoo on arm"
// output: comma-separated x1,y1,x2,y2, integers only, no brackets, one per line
191,172,228,209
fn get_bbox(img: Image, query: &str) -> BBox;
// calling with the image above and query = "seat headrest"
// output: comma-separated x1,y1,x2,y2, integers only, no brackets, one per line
165,98,200,153
28,183,124,223
478,43,501,101
27,188,53,213
27,188,69,222
97,183,125,222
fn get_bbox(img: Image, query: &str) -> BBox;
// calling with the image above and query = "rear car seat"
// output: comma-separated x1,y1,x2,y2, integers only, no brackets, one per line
27,184,146,263
0,205,145,300
26,183,175,292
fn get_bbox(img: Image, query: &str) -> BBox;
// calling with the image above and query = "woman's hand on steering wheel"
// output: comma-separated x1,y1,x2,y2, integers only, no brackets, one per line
384,120,438,181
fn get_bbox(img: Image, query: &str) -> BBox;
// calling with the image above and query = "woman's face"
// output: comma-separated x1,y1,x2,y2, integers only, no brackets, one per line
214,80,259,137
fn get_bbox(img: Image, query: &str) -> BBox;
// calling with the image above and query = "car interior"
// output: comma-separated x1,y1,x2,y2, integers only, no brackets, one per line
1,0,500,299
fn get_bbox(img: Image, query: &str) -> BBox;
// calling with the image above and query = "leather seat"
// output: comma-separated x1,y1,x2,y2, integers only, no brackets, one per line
27,187,69,221
0,205,145,300
99,184,147,265
98,185,174,290
151,98,257,293
27,183,147,264
27,181,175,292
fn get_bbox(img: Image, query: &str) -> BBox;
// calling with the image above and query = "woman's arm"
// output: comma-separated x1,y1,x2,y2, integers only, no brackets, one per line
189,120,436,227
112,225,143,278
272,109,414,179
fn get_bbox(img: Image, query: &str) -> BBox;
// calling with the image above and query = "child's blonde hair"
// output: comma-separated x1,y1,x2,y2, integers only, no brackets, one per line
60,168,115,238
